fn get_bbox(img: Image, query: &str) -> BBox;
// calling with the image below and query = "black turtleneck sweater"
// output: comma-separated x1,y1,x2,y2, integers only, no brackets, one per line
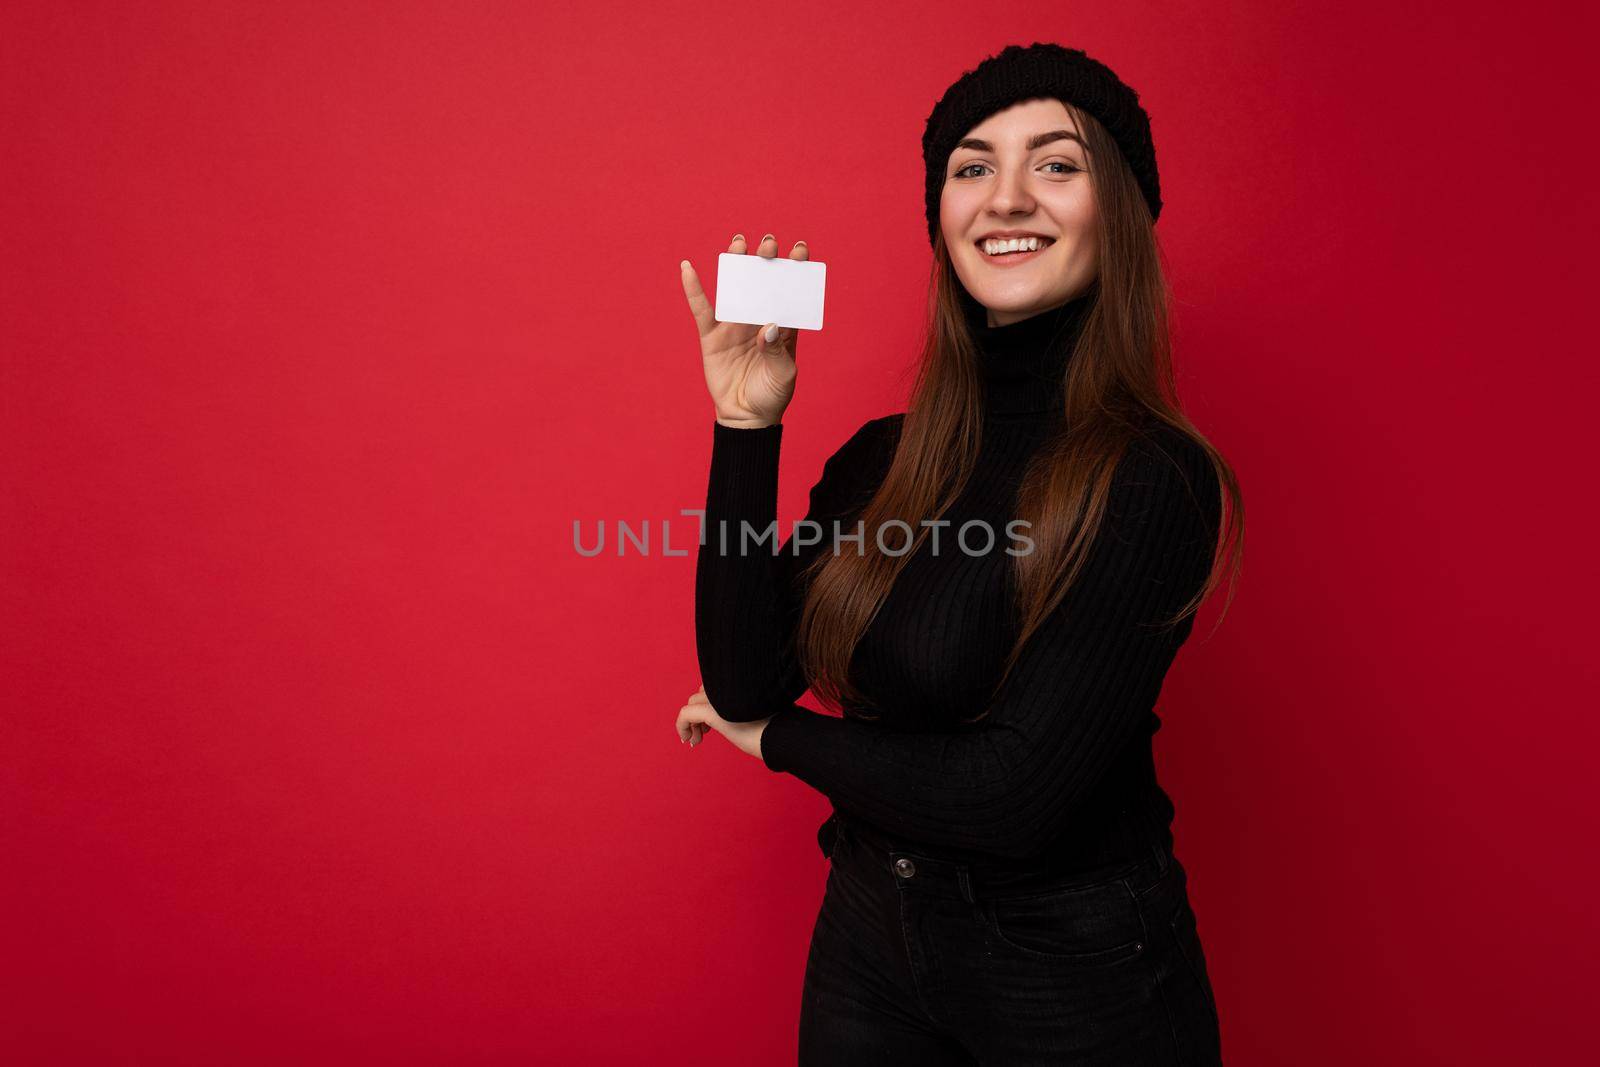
694,291,1221,872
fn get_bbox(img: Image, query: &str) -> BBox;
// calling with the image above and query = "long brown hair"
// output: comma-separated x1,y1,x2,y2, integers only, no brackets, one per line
795,102,1244,722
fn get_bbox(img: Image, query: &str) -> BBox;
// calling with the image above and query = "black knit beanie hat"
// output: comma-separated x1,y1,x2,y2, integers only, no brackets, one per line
922,42,1162,248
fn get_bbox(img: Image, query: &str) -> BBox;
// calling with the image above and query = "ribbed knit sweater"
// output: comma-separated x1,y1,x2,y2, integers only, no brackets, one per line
694,291,1221,873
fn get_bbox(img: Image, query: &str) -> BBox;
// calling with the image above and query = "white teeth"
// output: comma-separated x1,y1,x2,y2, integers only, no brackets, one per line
981,236,1049,255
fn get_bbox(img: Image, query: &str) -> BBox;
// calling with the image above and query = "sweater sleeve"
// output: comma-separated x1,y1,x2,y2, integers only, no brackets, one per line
694,417,888,723
758,433,1222,862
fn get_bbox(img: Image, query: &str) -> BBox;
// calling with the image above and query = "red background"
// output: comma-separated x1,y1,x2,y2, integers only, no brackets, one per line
3,2,1595,1063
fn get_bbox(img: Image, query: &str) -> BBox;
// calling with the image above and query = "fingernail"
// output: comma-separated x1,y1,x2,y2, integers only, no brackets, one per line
762,233,775,243
733,233,744,242
764,324,779,343
795,240,807,247
679,259,689,270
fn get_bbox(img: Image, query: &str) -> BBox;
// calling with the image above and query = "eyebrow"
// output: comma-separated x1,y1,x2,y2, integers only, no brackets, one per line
953,129,1086,154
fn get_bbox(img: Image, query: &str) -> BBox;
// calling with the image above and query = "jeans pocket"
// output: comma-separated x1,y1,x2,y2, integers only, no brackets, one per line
1169,897,1220,1027
982,876,1147,965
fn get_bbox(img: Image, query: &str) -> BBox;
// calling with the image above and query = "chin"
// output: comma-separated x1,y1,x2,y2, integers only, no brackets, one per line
967,281,1053,310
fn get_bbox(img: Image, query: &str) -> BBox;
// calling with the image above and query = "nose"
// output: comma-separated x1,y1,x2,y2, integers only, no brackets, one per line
985,164,1036,218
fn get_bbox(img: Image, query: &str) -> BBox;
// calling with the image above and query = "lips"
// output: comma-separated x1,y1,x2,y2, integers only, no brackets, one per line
978,239,1053,267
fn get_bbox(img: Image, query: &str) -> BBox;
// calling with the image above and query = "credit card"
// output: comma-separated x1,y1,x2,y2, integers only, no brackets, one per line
713,251,827,331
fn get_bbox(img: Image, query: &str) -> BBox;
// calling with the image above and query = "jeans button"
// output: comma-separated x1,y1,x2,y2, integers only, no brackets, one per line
893,857,916,879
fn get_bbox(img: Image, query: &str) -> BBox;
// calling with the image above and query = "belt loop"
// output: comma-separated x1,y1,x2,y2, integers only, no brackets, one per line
956,864,976,904
1151,839,1170,877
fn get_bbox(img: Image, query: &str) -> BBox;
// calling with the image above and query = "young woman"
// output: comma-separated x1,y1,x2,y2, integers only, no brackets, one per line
675,42,1243,1066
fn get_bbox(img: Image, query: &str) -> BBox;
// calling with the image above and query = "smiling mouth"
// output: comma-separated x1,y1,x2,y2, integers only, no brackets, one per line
978,237,1055,257
976,239,1055,266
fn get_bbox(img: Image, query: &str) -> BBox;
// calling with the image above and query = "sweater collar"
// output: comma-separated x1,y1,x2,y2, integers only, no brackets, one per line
960,287,1094,416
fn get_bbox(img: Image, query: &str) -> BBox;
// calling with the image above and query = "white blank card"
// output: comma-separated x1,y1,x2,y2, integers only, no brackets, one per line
713,252,827,331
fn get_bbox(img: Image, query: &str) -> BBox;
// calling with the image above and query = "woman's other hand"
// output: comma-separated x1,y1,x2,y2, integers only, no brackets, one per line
675,683,773,761
679,233,808,429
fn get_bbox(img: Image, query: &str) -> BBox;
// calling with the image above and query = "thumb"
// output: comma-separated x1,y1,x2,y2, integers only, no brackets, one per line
759,322,796,364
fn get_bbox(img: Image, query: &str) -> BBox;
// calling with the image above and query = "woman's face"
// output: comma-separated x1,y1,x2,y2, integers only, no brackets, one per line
939,98,1098,327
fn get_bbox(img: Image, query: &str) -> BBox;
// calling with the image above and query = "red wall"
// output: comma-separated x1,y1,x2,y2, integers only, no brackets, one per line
3,2,1594,1063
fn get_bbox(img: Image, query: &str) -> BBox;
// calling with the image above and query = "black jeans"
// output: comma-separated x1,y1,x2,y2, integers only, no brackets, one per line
798,813,1223,1065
